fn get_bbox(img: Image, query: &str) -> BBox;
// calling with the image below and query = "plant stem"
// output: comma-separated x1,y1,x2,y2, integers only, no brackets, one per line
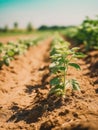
63,56,70,95
64,61,66,90
63,60,67,93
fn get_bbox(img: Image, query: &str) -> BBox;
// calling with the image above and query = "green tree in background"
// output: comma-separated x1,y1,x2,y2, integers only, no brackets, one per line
27,22,34,32
13,22,18,30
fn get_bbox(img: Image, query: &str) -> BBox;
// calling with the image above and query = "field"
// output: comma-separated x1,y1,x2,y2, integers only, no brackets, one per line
0,26,98,130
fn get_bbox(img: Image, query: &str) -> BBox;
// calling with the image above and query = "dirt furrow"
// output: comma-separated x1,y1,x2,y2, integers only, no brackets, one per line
0,38,52,127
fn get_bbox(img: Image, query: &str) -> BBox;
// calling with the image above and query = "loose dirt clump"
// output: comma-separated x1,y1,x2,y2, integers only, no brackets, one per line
0,38,98,130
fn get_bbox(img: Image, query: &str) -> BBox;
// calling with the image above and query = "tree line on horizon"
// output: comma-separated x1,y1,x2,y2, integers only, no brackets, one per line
0,22,75,33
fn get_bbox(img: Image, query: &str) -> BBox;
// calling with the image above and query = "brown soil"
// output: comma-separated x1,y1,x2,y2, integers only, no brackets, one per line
0,38,98,130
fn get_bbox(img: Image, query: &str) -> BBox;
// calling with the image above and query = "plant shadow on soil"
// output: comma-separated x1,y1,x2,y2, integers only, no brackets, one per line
6,90,90,130
6,68,69,124
7,88,68,124
83,50,98,93
67,38,98,87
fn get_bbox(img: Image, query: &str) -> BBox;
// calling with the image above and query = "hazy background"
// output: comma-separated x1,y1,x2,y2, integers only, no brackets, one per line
0,0,98,28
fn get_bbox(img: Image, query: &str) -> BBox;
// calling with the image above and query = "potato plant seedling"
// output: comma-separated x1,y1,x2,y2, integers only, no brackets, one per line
49,35,85,97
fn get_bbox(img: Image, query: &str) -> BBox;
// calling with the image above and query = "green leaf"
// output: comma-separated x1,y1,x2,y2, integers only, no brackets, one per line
71,47,79,51
49,85,63,95
58,58,65,64
94,46,98,49
0,42,3,47
69,63,81,70
49,63,59,73
0,60,3,68
49,63,56,68
50,77,60,86
6,50,15,57
50,65,66,73
49,88,63,95
70,79,80,91
75,52,86,58
59,66,66,70
4,58,10,66
50,48,57,56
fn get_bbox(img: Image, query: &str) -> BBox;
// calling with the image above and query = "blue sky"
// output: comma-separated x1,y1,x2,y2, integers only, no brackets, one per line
0,0,98,28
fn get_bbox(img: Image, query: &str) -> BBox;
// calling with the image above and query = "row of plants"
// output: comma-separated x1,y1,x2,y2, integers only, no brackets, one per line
49,34,85,97
62,16,98,51
75,16,98,50
0,35,46,68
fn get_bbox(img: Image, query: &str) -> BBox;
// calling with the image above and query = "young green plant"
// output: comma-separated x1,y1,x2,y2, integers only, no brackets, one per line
49,37,85,97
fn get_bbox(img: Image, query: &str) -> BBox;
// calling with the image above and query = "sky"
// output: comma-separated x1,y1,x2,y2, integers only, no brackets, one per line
0,0,98,28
